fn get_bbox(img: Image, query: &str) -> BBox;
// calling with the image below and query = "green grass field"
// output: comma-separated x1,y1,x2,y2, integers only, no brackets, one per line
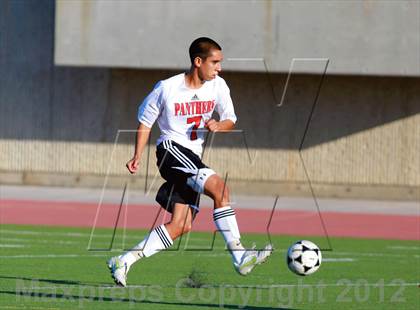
0,224,418,309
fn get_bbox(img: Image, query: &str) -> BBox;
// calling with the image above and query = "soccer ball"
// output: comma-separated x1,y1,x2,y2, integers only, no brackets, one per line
286,240,322,276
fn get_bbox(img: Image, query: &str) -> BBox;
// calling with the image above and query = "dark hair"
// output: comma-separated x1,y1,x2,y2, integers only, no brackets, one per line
189,37,222,64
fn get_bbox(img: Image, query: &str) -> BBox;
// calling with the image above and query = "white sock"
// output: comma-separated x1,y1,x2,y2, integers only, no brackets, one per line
213,206,245,264
120,224,173,268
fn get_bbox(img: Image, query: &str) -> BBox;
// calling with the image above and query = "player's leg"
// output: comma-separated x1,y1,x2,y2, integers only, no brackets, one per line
203,173,230,209
117,141,197,264
204,174,272,275
204,174,244,266
108,202,193,286
165,202,194,240
120,201,192,262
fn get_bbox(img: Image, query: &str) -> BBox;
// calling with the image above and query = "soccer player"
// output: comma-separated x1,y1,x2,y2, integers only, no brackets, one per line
107,37,272,287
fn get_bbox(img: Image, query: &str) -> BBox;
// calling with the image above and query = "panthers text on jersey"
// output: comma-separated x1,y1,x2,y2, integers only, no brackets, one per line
138,73,237,157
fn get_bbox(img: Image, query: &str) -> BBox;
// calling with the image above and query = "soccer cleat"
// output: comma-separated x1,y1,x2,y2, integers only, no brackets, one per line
107,256,129,287
255,243,273,265
234,244,273,276
234,249,258,276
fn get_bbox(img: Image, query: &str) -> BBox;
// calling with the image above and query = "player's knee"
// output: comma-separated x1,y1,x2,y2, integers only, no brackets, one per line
205,175,230,205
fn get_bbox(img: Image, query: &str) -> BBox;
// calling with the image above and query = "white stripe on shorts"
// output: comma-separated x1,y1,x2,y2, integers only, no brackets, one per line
169,141,197,170
163,140,196,170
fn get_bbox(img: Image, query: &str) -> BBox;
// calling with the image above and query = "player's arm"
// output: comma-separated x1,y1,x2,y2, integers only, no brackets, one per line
127,81,163,174
126,123,151,174
205,119,235,132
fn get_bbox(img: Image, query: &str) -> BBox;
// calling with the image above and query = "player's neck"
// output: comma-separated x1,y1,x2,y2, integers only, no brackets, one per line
184,70,205,89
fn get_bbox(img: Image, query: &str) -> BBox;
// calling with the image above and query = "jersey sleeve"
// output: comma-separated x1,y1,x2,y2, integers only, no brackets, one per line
215,78,237,124
137,81,164,128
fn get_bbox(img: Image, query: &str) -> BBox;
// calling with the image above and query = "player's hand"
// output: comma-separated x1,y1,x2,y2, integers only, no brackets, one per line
126,156,140,174
205,119,220,132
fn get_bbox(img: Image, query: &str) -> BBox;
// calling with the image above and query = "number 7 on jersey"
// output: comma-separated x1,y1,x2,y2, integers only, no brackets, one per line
187,116,202,140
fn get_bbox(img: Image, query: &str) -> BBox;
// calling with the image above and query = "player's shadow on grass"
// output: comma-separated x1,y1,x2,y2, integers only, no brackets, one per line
0,290,295,309
0,275,109,286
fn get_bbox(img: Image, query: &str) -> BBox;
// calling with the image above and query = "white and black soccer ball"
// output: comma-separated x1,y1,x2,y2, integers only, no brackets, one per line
286,240,322,276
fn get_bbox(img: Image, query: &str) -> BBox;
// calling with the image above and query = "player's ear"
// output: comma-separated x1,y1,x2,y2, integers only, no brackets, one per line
194,56,202,68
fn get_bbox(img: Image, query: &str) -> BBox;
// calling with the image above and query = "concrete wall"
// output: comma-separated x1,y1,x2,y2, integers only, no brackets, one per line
0,0,419,200
55,0,420,76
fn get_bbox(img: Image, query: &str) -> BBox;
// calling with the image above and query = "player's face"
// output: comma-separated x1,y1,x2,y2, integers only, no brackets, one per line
197,49,223,81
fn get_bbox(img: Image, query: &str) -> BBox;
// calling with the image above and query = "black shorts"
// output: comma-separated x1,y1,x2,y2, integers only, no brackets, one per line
155,140,213,214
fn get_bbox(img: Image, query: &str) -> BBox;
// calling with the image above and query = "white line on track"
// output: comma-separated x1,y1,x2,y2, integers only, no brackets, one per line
0,244,25,248
0,237,80,245
0,254,109,258
3,236,417,260
0,229,89,237
0,229,209,241
387,245,420,250
1,230,419,259
0,236,125,248
328,251,418,258
0,229,213,243
0,250,417,260
323,258,355,262
0,229,134,239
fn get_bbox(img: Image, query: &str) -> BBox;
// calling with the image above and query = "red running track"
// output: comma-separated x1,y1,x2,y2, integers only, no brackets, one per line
0,199,419,240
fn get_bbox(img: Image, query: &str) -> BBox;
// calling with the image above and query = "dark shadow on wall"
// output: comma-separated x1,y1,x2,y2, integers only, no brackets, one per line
225,72,420,150
0,0,419,150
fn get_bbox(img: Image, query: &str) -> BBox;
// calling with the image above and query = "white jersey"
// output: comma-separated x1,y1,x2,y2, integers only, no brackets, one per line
138,73,237,157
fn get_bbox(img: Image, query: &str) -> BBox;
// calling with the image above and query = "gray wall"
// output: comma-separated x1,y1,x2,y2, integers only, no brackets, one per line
0,0,419,200
55,0,420,76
